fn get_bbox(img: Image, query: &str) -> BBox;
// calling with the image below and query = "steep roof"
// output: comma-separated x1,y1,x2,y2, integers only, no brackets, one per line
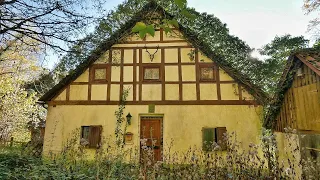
39,1,267,103
295,50,320,76
264,48,320,129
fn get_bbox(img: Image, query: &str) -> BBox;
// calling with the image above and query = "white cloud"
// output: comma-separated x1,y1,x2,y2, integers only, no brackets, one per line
188,0,316,49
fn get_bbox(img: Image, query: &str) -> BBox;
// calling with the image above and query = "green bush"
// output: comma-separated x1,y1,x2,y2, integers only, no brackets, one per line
0,130,319,180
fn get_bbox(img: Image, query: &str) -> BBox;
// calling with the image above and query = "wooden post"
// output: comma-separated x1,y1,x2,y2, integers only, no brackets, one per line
10,137,13,147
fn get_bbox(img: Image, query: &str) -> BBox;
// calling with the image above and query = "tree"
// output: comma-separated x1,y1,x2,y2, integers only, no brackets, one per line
0,37,42,77
0,0,106,54
0,77,44,142
304,0,320,13
0,37,45,142
303,0,320,38
258,35,309,94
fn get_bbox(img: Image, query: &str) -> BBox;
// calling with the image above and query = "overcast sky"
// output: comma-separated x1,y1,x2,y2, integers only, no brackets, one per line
188,0,315,49
45,0,316,68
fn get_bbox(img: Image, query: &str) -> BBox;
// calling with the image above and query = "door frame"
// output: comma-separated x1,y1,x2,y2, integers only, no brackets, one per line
139,113,164,161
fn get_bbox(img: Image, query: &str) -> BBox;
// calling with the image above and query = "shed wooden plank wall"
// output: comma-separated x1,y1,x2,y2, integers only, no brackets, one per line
276,63,320,132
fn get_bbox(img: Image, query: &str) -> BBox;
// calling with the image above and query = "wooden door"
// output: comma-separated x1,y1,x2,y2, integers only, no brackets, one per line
140,117,162,161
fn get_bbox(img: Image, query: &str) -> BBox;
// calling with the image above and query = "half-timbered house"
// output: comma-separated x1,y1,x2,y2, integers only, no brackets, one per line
40,2,266,160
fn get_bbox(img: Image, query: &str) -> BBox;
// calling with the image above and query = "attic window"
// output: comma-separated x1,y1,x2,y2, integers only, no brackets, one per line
92,67,108,82
143,66,160,81
95,68,106,79
297,67,303,77
199,64,215,81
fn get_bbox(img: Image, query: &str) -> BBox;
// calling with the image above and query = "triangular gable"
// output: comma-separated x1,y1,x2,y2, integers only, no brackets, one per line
295,51,320,76
39,1,267,103
264,48,320,129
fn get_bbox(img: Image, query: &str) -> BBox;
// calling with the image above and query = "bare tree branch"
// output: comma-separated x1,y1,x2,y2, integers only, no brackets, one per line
0,0,105,53
0,0,18,6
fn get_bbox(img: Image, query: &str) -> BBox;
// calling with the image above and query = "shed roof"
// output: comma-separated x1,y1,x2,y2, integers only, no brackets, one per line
295,50,320,76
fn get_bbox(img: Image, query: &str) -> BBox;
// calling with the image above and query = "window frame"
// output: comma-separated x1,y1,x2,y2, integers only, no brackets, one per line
91,65,108,83
199,64,216,82
81,126,90,141
202,127,227,151
80,125,102,149
299,132,320,161
142,65,162,82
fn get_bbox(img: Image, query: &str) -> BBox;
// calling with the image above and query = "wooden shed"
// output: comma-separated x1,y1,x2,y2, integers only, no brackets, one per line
264,49,320,161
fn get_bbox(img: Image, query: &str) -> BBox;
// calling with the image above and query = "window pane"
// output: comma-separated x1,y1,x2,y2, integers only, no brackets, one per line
300,134,320,161
81,126,90,140
216,127,227,150
94,68,106,80
200,67,214,80
144,68,160,80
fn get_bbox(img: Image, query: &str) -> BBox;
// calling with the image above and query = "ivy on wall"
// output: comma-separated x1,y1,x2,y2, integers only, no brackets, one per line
115,87,130,147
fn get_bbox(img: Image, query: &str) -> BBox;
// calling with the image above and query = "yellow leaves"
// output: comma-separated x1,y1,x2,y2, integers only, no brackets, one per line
303,0,320,13
0,74,43,142
31,66,39,71
0,35,43,81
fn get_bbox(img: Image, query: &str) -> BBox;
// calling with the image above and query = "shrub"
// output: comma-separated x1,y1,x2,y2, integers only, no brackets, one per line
0,129,319,179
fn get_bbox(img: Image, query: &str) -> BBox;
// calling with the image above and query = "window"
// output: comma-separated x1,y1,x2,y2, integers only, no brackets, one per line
92,67,107,82
202,127,227,151
202,128,215,151
200,66,215,81
95,68,106,79
143,66,160,81
300,133,320,161
80,126,102,148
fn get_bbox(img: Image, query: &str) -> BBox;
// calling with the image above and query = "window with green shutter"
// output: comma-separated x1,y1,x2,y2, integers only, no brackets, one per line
202,127,227,151
202,128,215,151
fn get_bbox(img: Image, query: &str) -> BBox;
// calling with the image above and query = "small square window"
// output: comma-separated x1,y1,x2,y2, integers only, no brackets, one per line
94,68,107,80
144,67,160,80
200,67,215,81
202,127,227,151
80,126,102,148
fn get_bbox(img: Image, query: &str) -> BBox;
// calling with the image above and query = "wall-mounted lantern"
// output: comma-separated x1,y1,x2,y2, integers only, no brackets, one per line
126,113,132,125
125,132,133,144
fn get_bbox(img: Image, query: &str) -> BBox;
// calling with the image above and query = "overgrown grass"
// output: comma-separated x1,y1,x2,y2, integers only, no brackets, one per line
0,129,319,180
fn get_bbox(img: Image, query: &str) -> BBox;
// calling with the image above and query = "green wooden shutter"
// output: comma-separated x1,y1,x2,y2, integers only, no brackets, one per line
202,128,215,151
